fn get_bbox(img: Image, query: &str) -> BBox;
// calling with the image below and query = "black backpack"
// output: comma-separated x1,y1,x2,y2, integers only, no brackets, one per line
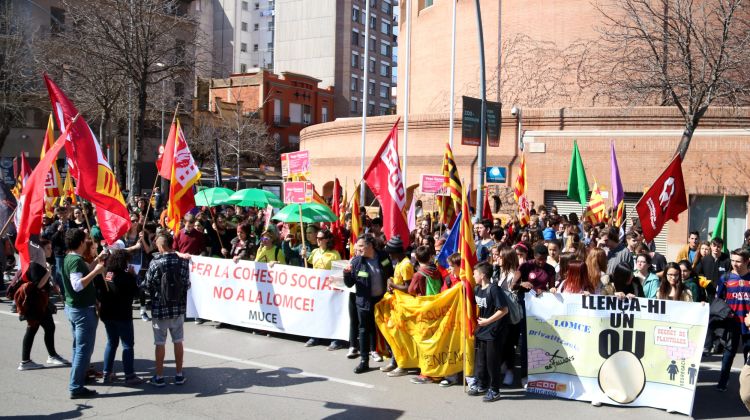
159,268,184,305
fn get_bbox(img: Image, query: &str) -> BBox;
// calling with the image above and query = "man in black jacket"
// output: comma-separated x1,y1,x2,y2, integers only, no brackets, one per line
43,206,71,295
696,237,732,355
343,234,394,373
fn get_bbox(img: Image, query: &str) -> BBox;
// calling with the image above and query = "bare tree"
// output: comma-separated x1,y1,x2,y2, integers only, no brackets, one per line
0,2,39,152
589,0,750,158
62,0,202,193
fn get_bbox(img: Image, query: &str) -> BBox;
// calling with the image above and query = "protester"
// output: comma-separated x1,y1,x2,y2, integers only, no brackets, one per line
304,229,343,349
676,231,702,268
656,262,692,302
143,233,191,387
611,262,643,298
468,261,509,402
716,248,750,392
408,246,440,298
634,253,659,299
678,260,706,303
254,230,286,264
95,249,143,385
222,222,257,262
558,261,595,294
343,234,392,373
61,228,106,399
173,214,208,256
16,262,69,371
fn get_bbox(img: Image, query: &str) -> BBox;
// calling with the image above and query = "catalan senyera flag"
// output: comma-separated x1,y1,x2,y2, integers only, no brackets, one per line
41,114,63,198
162,118,200,232
458,187,477,338
583,181,606,225
11,154,31,199
375,287,474,377
610,141,625,228
350,183,362,247
45,75,130,244
437,143,462,226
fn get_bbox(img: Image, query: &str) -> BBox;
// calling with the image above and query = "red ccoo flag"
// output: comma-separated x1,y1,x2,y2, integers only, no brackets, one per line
636,155,687,243
16,120,73,277
44,75,130,244
363,119,410,250
164,118,200,231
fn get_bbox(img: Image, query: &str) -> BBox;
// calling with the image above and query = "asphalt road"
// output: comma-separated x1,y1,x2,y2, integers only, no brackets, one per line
0,297,747,420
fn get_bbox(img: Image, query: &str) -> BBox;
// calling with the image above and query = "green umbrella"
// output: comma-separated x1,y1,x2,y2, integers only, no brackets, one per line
194,187,235,207
219,188,284,208
272,203,337,224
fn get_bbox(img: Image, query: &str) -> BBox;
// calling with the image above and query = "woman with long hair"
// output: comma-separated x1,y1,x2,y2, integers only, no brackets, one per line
678,259,705,302
493,246,519,290
658,262,693,301
586,248,614,295
224,222,257,263
634,252,660,299
559,260,596,294
612,263,643,298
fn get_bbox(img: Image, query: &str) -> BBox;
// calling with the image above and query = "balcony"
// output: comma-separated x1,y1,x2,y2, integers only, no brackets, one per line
273,116,290,127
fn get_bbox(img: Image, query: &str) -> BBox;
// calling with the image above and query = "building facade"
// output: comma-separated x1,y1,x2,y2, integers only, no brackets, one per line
301,0,750,259
274,0,397,118
208,0,276,76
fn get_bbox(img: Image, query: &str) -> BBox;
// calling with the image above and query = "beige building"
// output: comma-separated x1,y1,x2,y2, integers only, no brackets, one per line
302,0,750,258
274,0,397,118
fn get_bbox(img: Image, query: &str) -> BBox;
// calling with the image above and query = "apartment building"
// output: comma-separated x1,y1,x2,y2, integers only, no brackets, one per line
210,0,276,76
274,0,397,119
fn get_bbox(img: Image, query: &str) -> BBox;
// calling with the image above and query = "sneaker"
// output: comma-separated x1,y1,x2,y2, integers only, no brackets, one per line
194,318,205,325
502,370,514,386
467,385,488,396
305,338,319,347
141,312,151,322
346,347,360,359
148,375,166,387
716,385,727,392
102,373,116,384
483,389,501,402
521,377,528,389
353,362,370,374
439,378,455,387
380,361,397,372
370,351,384,363
387,367,409,377
125,376,145,385
18,360,44,371
70,387,97,399
174,375,186,385
591,400,602,407
410,375,435,384
327,341,346,351
47,355,71,366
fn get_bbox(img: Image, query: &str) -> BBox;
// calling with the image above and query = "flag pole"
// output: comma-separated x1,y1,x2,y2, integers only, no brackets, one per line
359,0,372,207
460,278,467,393
204,196,225,251
299,204,308,268
448,0,458,148
141,175,161,231
0,207,17,237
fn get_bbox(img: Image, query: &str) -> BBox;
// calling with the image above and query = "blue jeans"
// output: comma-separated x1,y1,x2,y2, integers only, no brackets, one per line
54,255,65,300
65,306,98,393
103,319,135,377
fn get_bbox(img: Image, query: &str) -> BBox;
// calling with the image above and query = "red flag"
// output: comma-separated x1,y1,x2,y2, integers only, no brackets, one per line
363,119,410,250
636,155,687,243
330,178,345,255
16,122,71,276
44,75,130,244
165,119,200,231
482,188,492,220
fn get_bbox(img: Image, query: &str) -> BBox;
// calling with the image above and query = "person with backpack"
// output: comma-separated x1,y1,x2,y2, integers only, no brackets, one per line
95,249,143,385
143,233,191,387
15,262,70,371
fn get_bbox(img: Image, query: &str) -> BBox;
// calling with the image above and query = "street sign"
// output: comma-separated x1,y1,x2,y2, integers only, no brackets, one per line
462,96,501,147
283,181,312,203
420,174,448,195
485,166,507,183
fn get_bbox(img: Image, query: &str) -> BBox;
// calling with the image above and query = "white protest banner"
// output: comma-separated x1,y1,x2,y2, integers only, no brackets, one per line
186,256,350,340
525,293,708,415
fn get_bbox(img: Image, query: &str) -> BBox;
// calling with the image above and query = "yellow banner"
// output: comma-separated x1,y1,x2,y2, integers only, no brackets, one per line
375,286,474,378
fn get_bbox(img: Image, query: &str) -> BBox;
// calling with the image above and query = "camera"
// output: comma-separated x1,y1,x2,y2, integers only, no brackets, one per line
511,106,520,117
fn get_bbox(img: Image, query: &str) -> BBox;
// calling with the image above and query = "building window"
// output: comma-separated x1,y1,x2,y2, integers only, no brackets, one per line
380,41,390,56
267,42,273,51
380,63,390,77
351,52,359,68
241,22,248,31
240,63,247,73
369,58,376,73
174,82,184,98
240,43,247,52
273,99,282,121
268,22,274,31
289,135,300,144
360,56,365,70
367,103,375,116
302,105,312,124
368,80,375,95
368,37,375,51
242,1,249,11
254,23,259,31
381,1,391,14
379,85,389,99
253,44,259,51
381,20,391,35
351,75,358,92
50,7,65,34
322,107,329,123
380,106,389,115
370,15,376,29
350,98,358,113
424,0,434,8
352,7,359,22
255,3,259,9
289,103,302,123
352,30,359,46
360,11,366,25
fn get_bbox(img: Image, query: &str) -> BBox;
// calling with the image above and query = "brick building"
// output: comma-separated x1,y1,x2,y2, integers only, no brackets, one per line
301,0,750,259
207,70,334,151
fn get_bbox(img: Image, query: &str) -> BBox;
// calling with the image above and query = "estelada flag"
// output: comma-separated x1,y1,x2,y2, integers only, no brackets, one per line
636,155,687,243
163,118,200,232
363,119,410,250
16,120,71,277
62,171,78,206
41,114,63,198
44,75,130,244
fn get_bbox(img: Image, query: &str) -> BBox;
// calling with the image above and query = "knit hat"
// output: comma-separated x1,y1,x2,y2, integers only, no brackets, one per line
384,235,405,253
25,262,49,285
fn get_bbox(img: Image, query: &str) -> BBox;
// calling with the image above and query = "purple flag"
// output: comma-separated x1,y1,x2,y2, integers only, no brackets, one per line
407,196,417,231
610,141,625,227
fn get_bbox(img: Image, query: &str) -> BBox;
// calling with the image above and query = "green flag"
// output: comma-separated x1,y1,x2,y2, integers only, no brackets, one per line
567,141,589,206
711,195,728,253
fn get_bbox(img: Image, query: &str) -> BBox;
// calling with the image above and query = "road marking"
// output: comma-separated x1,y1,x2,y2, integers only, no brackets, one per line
185,347,375,389
700,362,742,373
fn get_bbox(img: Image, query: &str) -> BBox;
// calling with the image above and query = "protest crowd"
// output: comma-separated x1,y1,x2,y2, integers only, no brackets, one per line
2,77,749,415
